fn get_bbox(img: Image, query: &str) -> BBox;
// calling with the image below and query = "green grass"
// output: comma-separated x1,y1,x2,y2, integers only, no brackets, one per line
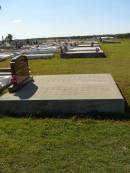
0,117,130,173
0,39,130,172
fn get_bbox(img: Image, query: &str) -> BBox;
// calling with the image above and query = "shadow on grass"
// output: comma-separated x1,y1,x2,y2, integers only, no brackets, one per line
0,109,130,121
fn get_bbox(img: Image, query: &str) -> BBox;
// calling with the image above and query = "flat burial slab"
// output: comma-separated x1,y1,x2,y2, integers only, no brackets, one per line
77,44,100,47
26,53,54,59
0,53,11,61
61,50,105,58
68,47,101,51
0,74,125,115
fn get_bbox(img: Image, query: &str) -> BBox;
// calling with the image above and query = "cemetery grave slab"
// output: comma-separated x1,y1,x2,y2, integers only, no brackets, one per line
61,50,105,58
77,44,100,47
26,53,54,59
0,53,11,61
0,74,125,115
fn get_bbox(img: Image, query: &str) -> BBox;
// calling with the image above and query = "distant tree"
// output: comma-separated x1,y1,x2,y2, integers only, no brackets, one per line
5,34,13,43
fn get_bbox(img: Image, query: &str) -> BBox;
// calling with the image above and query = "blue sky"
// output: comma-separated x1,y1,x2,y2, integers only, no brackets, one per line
0,0,130,39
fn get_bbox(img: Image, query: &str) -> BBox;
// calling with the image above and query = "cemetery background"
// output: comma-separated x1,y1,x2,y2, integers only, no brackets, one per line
0,39,130,107
0,38,130,172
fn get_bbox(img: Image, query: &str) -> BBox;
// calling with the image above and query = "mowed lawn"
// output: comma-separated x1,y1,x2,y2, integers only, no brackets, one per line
0,39,130,172
0,118,130,173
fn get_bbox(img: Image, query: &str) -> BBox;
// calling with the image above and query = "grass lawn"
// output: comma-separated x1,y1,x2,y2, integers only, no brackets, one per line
0,117,130,173
0,39,130,172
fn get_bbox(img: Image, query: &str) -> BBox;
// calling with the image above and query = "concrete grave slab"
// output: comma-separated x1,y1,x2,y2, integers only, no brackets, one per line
0,76,11,89
68,47,101,52
61,50,105,58
0,53,11,61
0,74,125,115
26,53,54,59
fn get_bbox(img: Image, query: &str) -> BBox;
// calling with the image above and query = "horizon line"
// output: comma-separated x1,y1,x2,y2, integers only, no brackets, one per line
1,32,130,41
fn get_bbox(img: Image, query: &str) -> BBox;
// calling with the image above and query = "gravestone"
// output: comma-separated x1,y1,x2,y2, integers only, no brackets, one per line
8,55,33,93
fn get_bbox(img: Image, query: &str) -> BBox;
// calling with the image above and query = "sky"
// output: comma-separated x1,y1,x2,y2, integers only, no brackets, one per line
0,0,130,39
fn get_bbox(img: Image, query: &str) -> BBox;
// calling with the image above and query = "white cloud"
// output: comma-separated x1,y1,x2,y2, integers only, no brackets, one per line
12,19,23,24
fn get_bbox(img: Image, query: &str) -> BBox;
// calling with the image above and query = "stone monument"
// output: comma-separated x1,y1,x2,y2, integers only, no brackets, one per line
8,54,33,93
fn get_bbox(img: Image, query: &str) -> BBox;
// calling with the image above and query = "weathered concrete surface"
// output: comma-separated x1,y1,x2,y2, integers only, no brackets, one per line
77,44,100,47
0,76,11,89
26,53,54,59
0,53,11,61
68,47,101,51
0,74,125,115
61,50,105,58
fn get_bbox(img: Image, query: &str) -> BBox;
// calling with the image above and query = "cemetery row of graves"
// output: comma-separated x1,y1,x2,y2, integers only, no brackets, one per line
0,39,106,61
